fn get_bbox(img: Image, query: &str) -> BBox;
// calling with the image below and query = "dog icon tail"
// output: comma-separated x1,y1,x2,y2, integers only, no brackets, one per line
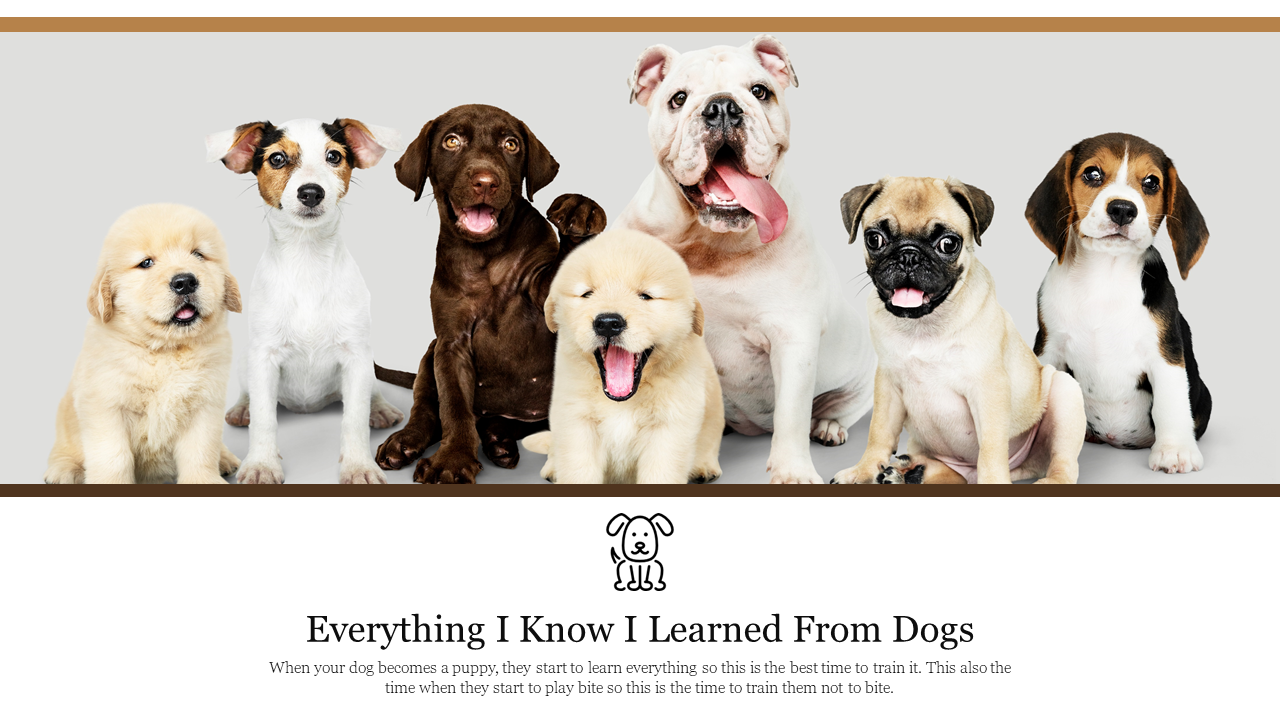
610,547,620,564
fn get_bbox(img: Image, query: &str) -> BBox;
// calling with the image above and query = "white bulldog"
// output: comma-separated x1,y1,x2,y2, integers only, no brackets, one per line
616,35,876,484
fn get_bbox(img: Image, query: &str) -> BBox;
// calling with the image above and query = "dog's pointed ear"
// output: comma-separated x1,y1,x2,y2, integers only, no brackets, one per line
223,272,242,313
395,119,435,202
335,119,400,169
650,513,674,536
87,266,113,323
629,44,679,106
1163,161,1209,279
840,180,885,243
519,120,559,201
692,299,705,337
543,294,558,333
206,121,268,174
607,513,630,536
750,34,799,88
946,177,995,246
1025,149,1075,262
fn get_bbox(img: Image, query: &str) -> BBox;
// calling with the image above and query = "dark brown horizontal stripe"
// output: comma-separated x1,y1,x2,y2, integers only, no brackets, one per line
5,484,1277,497
2,17,1279,32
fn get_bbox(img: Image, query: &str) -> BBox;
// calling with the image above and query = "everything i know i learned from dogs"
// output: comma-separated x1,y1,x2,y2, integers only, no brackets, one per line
39,34,1222,485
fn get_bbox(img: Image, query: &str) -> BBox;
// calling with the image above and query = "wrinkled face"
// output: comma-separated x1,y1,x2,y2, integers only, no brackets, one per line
631,37,795,240
91,204,239,345
1070,137,1168,254
427,107,527,241
209,117,395,228
858,179,979,319
550,232,699,401
622,517,658,561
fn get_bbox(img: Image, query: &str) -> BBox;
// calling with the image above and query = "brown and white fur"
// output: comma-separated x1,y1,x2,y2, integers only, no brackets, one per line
616,35,875,484
206,118,404,484
832,178,1086,485
45,204,242,484
1026,133,1211,474
523,230,723,484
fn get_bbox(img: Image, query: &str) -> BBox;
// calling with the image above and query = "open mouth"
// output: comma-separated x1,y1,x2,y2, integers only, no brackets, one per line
678,147,788,243
171,303,200,326
593,342,654,402
451,201,498,236
878,281,956,318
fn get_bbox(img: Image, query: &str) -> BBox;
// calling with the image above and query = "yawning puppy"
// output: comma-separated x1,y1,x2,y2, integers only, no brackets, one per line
831,178,1086,485
1026,133,1211,474
45,204,242,484
522,230,723,484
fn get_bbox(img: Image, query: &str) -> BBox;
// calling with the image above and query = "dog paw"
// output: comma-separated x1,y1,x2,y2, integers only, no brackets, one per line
768,459,823,484
225,401,251,427
547,193,607,239
1148,442,1203,474
178,473,229,484
340,460,388,485
482,436,521,470
810,418,848,447
43,463,84,484
687,471,721,484
830,460,884,485
369,399,404,429
237,457,284,484
219,446,241,476
413,450,482,484
376,429,428,470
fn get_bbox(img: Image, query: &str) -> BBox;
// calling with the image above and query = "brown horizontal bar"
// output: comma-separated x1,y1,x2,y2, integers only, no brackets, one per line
1,17,1278,32
5,484,1277,498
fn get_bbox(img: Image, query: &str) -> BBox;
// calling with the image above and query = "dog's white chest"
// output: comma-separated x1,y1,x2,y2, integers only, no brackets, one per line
1039,261,1157,446
882,336,980,459
122,348,217,479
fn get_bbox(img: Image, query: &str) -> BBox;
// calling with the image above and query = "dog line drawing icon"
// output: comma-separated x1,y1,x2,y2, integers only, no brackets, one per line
607,513,673,591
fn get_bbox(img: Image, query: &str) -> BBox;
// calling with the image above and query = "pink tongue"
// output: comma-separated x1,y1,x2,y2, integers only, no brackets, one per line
175,306,196,320
603,344,637,398
460,206,495,234
709,158,789,243
891,288,925,308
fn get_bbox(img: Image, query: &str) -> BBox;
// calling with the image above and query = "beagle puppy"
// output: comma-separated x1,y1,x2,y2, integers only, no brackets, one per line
1026,133,1211,474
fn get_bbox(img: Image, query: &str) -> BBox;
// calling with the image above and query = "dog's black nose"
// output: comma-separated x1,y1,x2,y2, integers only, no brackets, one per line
702,96,744,129
297,184,325,208
593,313,626,338
170,273,198,295
634,541,647,553
1106,199,1138,227
896,246,923,270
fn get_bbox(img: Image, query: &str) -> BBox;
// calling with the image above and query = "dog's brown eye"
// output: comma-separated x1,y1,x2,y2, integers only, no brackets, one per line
443,134,462,150
268,152,287,169
581,290,594,299
1082,166,1104,186
751,84,769,101
936,235,960,254
640,293,653,301
670,92,687,109
192,250,205,260
503,137,520,153
865,230,886,250
138,258,154,269
326,149,342,166
1141,175,1160,194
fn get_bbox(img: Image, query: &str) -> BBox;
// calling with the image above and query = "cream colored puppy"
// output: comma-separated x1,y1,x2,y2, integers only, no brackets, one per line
522,230,723,484
831,178,1085,485
45,204,242,484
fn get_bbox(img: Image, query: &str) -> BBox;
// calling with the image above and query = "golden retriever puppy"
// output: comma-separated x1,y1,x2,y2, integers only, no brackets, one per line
45,204,242,484
522,229,723,484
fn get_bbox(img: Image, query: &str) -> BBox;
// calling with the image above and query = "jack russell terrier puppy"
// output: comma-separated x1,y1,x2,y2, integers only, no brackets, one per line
617,35,876,484
1025,133,1211,474
207,118,404,484
832,177,1086,484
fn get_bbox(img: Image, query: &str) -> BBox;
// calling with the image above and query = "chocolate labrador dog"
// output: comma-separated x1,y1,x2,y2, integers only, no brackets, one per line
374,104,606,483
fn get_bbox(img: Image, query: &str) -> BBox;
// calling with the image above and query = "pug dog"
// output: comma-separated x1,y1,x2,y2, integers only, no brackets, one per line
831,177,1086,484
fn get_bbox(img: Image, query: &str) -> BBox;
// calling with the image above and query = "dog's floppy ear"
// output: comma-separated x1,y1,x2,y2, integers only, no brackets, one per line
1163,160,1209,280
334,119,401,169
206,121,268,174
692,299,704,337
395,119,435,202
87,265,113,323
840,180,885,242
750,34,799,88
223,272,242,313
629,44,679,106
607,513,630,536
1025,148,1075,262
518,120,560,201
650,513,674,536
543,294,558,333
946,178,995,246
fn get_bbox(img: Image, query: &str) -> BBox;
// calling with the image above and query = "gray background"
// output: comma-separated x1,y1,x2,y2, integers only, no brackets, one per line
5,32,1276,483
